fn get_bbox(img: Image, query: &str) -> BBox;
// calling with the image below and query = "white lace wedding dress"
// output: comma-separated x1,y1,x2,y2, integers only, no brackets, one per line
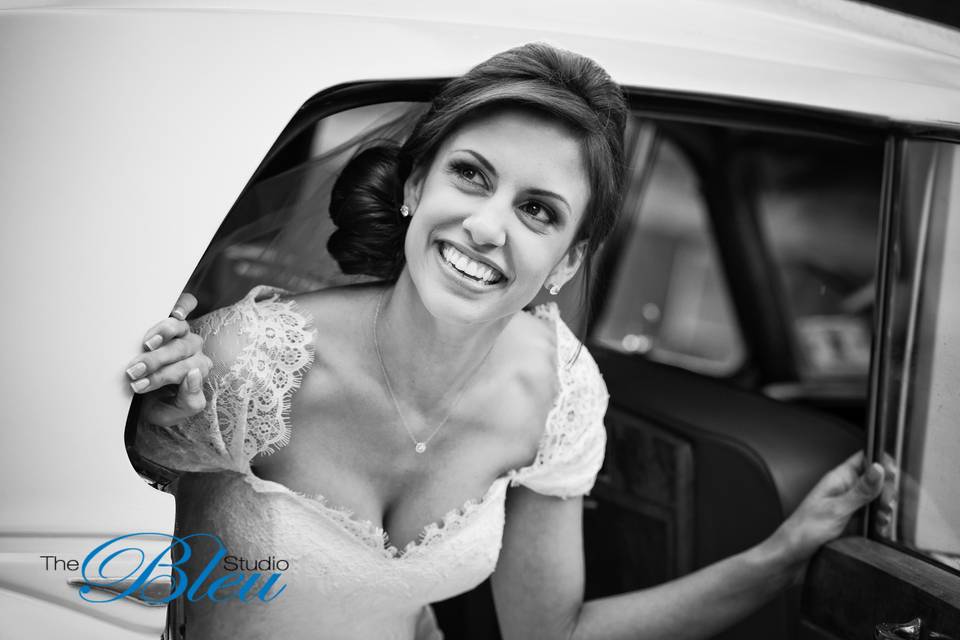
135,285,609,640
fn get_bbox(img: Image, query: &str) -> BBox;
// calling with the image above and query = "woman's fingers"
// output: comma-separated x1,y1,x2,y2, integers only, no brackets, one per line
878,452,899,512
127,332,206,382
823,450,882,497
141,317,190,352
834,459,884,516
853,462,885,502
142,369,206,427
828,451,883,504
176,368,207,413
130,351,212,394
836,450,866,483
169,293,198,322
139,293,199,350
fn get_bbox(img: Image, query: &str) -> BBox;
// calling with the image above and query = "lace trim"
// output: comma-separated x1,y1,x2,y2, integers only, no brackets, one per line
242,472,509,561
395,478,508,560
215,285,315,461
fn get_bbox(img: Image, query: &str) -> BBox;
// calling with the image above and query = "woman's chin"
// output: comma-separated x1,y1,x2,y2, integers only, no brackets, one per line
415,272,523,326
400,247,539,325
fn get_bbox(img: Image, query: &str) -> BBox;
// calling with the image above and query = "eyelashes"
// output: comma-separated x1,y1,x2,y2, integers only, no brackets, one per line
446,160,558,225
449,160,487,188
518,201,555,223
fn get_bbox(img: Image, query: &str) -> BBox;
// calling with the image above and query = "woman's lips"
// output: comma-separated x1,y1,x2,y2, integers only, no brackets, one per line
436,241,505,285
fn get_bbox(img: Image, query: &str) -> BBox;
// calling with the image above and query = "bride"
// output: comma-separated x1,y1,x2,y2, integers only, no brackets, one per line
126,43,884,639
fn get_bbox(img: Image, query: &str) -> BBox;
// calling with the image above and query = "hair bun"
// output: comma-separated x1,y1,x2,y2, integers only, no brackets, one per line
327,144,408,281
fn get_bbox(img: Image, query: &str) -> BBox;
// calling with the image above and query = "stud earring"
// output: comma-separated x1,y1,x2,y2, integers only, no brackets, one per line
547,283,561,295
400,204,411,218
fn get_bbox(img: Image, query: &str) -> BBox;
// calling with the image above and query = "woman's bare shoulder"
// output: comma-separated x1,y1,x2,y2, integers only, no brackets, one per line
495,307,561,423
512,304,560,372
286,283,383,333
277,283,388,377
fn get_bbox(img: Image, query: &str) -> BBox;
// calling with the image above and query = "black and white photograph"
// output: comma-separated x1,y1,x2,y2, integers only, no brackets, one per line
1,1,959,638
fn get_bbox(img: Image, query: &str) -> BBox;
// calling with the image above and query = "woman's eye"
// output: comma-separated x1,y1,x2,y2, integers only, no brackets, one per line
520,201,555,223
451,162,486,188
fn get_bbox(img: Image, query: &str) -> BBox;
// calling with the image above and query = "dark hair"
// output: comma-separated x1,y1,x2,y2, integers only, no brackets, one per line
328,42,627,303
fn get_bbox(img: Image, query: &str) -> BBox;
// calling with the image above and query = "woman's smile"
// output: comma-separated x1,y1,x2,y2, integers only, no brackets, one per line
403,108,590,322
436,240,506,286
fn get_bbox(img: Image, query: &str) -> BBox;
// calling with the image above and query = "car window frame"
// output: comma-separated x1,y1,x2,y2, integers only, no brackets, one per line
867,134,960,581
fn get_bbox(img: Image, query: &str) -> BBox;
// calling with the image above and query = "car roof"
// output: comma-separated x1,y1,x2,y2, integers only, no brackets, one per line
4,0,960,127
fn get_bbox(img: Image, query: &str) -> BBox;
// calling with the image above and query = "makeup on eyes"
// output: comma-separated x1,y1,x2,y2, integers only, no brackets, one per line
448,160,488,189
446,151,567,227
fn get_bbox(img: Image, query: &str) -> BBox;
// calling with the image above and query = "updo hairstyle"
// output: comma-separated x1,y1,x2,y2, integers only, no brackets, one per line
328,43,627,290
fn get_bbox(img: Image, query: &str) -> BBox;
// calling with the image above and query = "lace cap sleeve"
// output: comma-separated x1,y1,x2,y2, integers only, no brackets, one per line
507,303,609,499
134,285,314,477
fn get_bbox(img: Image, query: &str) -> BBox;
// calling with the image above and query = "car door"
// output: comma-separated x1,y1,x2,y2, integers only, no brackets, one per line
799,139,960,639
569,97,887,640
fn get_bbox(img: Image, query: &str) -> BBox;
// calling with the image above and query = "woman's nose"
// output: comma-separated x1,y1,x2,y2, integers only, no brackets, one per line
462,204,507,247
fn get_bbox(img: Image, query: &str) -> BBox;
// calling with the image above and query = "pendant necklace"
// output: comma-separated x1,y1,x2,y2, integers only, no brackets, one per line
373,290,497,454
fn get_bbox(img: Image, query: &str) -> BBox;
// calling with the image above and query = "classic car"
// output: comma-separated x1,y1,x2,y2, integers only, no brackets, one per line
1,1,958,638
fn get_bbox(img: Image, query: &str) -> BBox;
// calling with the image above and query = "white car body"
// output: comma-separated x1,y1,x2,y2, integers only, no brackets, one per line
1,1,958,636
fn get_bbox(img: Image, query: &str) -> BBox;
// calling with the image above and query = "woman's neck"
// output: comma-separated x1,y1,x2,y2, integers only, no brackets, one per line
373,272,513,414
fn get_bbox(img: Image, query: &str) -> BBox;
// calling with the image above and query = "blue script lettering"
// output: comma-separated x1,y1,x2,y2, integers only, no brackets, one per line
79,532,286,604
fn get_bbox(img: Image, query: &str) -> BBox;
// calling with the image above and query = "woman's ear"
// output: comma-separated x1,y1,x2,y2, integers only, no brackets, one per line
548,240,587,289
402,166,426,213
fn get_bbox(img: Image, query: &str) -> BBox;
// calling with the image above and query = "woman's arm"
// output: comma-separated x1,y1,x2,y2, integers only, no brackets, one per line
491,451,884,640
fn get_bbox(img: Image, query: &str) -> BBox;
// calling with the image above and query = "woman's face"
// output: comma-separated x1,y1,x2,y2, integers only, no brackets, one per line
402,108,590,324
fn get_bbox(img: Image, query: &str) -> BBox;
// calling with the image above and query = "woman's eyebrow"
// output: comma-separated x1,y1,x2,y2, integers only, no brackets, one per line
526,188,571,215
453,149,498,177
452,148,572,215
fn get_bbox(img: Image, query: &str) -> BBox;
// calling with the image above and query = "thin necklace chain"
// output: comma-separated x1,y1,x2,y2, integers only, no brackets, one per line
373,290,497,454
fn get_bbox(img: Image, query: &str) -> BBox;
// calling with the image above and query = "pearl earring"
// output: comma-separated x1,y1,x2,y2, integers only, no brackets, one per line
548,283,561,295
400,204,411,217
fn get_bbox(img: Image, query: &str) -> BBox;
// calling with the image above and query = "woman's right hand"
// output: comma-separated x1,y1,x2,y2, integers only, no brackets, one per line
125,292,213,427
767,450,884,577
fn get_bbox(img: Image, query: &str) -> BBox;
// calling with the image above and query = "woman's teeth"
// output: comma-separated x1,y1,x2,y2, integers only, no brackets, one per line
440,243,503,284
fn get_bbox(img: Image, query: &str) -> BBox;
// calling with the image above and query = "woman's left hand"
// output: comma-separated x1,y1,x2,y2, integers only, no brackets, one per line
126,292,212,426
770,450,884,569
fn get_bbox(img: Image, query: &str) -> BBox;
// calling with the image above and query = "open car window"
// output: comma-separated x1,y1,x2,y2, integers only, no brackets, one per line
589,112,884,427
592,122,745,376
183,99,428,315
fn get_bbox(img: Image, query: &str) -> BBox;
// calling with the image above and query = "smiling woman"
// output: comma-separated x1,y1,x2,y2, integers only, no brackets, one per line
125,43,884,640
400,109,591,324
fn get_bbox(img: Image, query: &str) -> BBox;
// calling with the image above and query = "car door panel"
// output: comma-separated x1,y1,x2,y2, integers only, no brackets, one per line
584,352,861,640
803,538,960,639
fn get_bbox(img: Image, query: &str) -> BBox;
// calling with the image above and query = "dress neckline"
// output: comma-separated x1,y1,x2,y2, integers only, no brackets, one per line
242,287,568,561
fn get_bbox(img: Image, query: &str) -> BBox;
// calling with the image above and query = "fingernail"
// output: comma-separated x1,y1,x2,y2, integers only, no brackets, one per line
130,378,150,393
126,362,147,380
144,335,163,351
868,463,884,483
170,307,186,321
188,368,201,393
